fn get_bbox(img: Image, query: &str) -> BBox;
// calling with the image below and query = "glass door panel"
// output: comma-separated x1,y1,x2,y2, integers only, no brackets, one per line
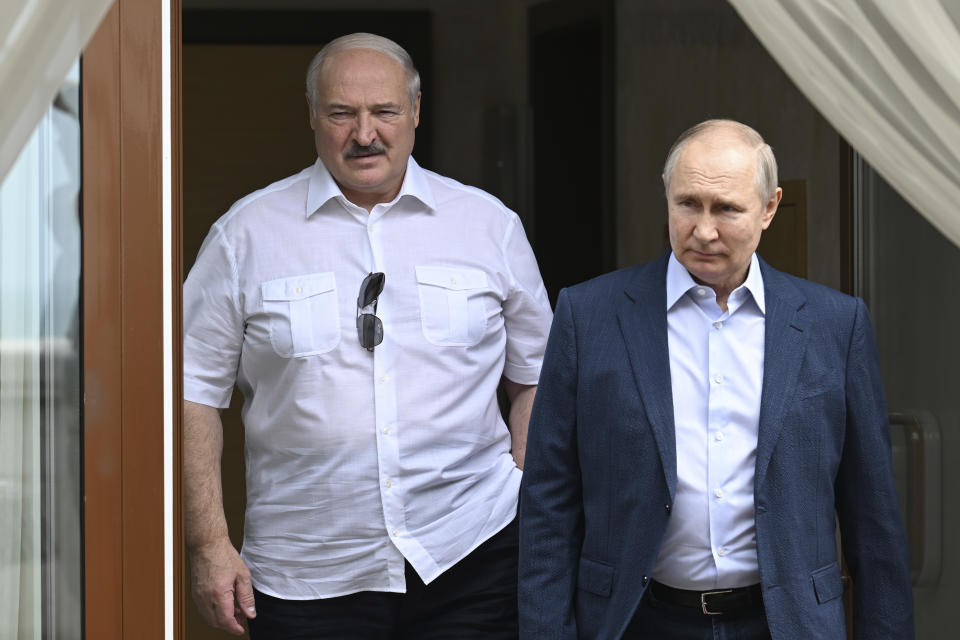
854,154,958,638
0,61,82,639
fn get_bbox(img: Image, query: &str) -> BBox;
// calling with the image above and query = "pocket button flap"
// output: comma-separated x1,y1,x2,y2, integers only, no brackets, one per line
415,266,487,291
577,556,614,597
262,272,336,301
811,562,843,604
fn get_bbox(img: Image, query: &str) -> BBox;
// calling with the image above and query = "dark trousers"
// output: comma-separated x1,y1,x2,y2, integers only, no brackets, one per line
622,586,773,640
248,519,518,639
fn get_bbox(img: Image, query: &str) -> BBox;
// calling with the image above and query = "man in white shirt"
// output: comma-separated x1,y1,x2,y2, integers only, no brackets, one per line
184,32,552,638
518,119,913,639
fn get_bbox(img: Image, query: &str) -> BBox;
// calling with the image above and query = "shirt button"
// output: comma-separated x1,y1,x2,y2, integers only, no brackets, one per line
382,427,390,435
715,488,724,499
718,547,728,557
294,287,302,294
385,479,393,488
380,375,387,382
714,320,723,329
715,432,725,442
696,288,706,296
450,277,457,285
392,529,399,537
714,374,724,384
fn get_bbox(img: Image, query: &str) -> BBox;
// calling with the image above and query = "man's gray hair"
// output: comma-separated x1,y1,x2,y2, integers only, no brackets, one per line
306,33,421,113
662,119,778,204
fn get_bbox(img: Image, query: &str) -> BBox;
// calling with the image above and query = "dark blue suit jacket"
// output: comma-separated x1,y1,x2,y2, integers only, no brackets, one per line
518,253,914,639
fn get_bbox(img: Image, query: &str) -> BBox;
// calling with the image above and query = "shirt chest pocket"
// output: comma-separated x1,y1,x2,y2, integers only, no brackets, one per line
261,272,340,357
415,266,489,347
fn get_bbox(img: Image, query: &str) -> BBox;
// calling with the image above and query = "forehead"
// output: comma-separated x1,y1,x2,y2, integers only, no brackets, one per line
316,48,407,102
670,136,759,198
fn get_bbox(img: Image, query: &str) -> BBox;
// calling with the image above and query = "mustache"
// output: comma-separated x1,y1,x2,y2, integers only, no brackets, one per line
344,142,387,159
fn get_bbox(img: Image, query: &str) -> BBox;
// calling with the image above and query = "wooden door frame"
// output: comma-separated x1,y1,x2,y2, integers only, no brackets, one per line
82,0,182,637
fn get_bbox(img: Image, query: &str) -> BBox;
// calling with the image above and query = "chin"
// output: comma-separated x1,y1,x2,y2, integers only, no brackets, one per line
686,266,725,283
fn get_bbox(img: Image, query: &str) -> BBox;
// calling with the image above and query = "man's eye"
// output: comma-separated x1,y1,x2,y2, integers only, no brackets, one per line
329,112,351,119
377,110,398,117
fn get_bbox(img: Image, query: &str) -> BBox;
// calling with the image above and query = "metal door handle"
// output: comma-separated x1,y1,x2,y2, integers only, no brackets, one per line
889,411,941,586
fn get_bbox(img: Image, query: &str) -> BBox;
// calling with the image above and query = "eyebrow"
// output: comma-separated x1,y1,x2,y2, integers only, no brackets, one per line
323,102,404,111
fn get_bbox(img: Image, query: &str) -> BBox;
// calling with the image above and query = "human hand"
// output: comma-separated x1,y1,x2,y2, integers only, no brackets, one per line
190,538,256,635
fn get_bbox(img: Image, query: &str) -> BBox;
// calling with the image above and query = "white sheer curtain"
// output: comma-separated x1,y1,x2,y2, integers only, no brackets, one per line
728,0,960,249
0,0,113,182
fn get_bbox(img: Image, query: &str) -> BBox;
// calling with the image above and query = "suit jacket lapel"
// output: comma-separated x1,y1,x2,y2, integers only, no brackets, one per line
755,259,809,487
617,254,677,497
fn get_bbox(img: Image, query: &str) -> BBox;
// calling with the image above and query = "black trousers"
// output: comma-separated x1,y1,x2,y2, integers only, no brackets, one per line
247,519,519,640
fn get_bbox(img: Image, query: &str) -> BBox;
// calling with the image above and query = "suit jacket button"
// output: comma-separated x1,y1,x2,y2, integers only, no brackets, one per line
642,576,649,586
665,504,671,512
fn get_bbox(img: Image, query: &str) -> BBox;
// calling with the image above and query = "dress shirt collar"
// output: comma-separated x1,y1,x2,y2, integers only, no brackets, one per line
305,155,437,218
666,252,765,315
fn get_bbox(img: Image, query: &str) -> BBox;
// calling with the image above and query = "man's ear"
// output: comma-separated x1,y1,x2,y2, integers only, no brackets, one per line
761,187,783,230
412,92,422,128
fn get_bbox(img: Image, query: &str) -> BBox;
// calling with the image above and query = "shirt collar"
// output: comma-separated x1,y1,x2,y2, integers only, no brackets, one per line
666,252,766,314
741,253,765,314
305,156,437,218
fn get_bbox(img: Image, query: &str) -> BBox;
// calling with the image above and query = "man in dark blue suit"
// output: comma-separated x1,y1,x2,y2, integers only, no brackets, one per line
518,119,914,639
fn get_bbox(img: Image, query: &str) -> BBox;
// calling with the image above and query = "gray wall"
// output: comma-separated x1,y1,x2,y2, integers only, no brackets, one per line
615,0,842,289
863,171,959,639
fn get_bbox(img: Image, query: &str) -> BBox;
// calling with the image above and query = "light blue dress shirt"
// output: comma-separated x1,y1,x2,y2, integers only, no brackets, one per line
652,252,766,590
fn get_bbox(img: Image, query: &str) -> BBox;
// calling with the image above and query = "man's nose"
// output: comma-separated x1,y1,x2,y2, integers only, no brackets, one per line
354,113,377,146
692,213,718,242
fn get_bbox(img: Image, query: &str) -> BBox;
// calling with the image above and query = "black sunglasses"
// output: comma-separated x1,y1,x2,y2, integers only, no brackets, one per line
356,272,385,351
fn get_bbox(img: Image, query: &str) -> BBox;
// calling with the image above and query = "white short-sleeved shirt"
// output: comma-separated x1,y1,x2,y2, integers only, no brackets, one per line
183,157,552,599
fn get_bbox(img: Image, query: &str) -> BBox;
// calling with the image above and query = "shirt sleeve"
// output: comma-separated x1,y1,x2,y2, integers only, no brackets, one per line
183,224,244,408
501,214,553,385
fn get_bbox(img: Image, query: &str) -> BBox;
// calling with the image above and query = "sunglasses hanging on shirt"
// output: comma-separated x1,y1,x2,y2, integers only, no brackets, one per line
356,272,385,351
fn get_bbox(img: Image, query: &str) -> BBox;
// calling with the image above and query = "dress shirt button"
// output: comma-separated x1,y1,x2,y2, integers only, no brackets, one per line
392,529,399,537
715,432,724,442
380,374,387,382
385,479,393,488
295,287,302,294
715,488,724,499
714,320,723,329
696,288,706,296
718,547,728,557
714,374,724,384
450,277,457,285
382,427,390,435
